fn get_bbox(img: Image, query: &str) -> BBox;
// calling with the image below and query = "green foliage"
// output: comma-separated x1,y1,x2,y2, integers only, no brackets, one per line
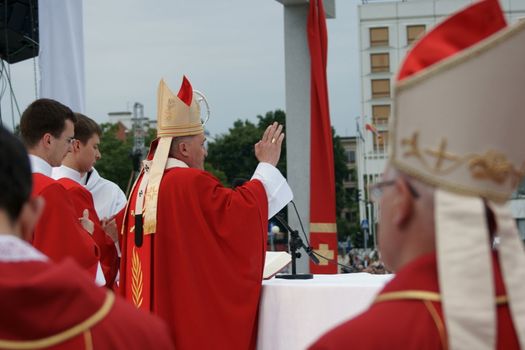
206,110,287,186
96,123,133,193
204,163,228,185
206,120,260,187
207,109,355,242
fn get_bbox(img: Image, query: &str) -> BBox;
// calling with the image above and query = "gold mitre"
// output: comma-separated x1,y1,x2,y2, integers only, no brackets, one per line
137,76,205,236
390,4,525,203
157,77,203,138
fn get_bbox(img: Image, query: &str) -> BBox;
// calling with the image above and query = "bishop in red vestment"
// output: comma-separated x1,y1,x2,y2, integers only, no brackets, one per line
119,78,292,349
310,253,519,349
311,1,525,349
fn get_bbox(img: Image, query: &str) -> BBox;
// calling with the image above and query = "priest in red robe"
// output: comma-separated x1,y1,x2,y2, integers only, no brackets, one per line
0,125,174,349
53,113,120,288
20,99,100,279
119,77,293,349
310,1,525,349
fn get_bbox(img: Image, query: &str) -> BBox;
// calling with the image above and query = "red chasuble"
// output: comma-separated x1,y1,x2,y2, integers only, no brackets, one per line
309,253,519,350
57,177,119,288
0,258,174,349
119,166,268,349
31,173,99,278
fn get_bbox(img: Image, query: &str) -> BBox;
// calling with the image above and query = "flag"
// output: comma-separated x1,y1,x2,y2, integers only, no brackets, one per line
307,0,337,274
365,123,377,134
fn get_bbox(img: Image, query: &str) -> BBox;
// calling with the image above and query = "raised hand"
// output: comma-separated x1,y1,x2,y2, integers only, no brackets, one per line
255,122,285,166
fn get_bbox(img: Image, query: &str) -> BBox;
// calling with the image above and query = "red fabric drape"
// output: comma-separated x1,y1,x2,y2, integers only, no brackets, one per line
308,0,337,274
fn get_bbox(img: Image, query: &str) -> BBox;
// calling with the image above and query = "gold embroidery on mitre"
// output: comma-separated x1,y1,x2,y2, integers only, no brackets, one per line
469,151,525,186
401,132,430,169
424,138,462,173
401,133,463,174
165,97,177,121
131,247,144,308
400,131,524,185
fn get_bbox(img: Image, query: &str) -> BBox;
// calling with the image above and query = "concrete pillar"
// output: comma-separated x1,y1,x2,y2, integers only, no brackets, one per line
275,0,335,273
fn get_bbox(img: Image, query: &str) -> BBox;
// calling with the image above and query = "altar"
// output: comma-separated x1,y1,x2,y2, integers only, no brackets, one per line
257,273,392,350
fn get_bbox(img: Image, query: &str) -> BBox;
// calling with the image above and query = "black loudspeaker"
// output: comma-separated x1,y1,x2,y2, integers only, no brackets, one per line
0,0,38,64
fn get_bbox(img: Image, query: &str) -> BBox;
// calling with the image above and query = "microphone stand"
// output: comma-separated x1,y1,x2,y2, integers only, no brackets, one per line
273,215,319,280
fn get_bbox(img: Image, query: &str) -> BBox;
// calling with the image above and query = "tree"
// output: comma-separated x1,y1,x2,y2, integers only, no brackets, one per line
332,131,353,241
96,123,134,193
207,110,353,241
206,110,287,186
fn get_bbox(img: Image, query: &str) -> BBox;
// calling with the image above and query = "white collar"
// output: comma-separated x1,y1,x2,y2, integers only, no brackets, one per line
82,167,100,188
0,234,48,262
142,157,188,173
29,155,53,177
51,165,82,184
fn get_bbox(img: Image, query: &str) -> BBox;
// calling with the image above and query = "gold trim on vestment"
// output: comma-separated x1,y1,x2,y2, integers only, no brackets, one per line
423,300,448,350
310,222,337,233
83,330,93,350
375,290,508,305
131,246,144,308
0,291,115,349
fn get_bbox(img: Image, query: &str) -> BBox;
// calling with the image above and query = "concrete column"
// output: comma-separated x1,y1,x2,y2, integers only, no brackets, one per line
275,0,335,273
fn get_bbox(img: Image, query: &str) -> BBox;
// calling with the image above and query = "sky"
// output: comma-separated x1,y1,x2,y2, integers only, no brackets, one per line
0,0,362,138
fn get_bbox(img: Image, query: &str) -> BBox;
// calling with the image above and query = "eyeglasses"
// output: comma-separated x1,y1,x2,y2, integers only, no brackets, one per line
369,180,395,202
369,178,419,202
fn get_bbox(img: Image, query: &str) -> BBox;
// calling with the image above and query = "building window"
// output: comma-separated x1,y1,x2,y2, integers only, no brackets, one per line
345,150,356,163
372,104,390,124
370,53,389,73
407,25,426,45
370,27,389,47
374,131,388,151
371,79,390,99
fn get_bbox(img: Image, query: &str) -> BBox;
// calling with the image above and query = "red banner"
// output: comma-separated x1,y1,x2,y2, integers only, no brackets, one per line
307,0,337,274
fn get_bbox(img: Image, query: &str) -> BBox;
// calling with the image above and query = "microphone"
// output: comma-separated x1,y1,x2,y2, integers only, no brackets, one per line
273,214,320,265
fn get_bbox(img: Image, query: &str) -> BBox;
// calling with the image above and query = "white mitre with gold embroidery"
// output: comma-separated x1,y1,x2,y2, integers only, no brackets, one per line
132,77,204,238
389,0,525,349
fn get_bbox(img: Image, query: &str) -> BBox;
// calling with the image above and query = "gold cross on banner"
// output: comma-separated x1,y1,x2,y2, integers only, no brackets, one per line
314,244,334,266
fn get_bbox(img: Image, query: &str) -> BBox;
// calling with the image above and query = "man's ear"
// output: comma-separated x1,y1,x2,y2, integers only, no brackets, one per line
178,141,189,158
72,139,81,153
19,196,44,242
42,133,53,148
392,177,415,227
